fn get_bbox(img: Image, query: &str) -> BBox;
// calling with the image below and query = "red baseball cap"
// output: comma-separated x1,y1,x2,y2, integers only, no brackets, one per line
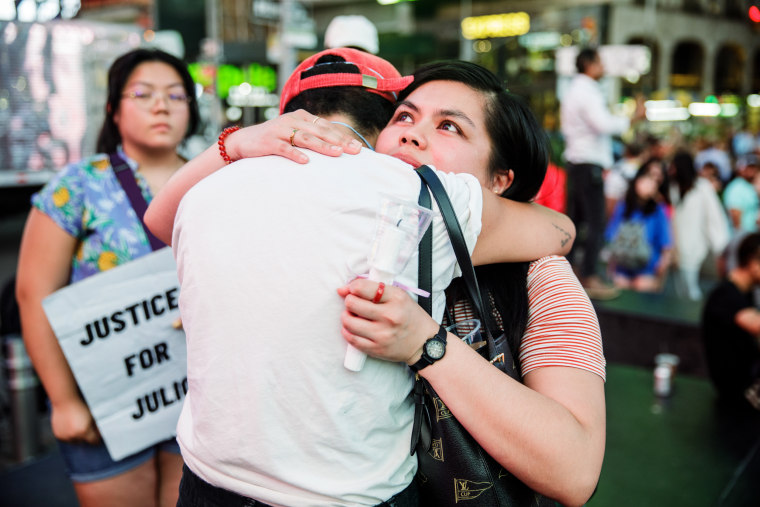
279,47,413,114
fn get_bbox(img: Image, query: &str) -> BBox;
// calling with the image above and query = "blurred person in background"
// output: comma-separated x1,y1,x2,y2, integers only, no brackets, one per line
605,164,673,292
668,151,729,300
695,135,733,185
604,141,644,218
15,48,199,507
560,47,645,299
639,156,672,216
723,154,760,236
731,126,757,159
324,14,379,54
702,232,760,412
642,133,670,164
700,160,724,194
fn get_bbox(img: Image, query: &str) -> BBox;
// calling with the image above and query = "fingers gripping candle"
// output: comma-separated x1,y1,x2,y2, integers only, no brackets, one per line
344,196,433,371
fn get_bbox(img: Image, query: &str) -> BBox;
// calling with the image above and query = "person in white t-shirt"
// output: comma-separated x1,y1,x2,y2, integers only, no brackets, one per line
146,50,576,507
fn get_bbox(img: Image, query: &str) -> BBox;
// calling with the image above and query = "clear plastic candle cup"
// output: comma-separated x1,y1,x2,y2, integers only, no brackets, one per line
344,196,433,372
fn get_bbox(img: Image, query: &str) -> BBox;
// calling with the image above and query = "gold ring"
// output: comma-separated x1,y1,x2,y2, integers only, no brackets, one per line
290,128,298,147
313,116,321,125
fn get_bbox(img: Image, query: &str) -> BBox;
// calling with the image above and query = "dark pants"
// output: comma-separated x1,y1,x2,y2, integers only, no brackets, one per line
566,162,606,279
177,465,419,507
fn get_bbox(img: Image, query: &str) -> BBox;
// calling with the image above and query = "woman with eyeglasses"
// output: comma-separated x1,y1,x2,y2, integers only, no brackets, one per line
15,48,199,507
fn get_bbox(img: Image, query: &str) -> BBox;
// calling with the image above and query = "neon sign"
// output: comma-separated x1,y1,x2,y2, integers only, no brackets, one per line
461,12,530,40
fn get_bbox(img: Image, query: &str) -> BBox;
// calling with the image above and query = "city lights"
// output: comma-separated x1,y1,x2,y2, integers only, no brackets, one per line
644,100,690,122
749,5,760,23
461,12,530,40
688,102,721,117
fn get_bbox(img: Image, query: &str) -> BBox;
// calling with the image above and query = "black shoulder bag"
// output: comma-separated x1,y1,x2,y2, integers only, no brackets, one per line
110,153,166,251
413,165,553,507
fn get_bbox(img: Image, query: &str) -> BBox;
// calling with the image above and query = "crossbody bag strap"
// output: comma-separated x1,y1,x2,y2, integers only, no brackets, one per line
417,173,433,316
415,165,492,338
411,172,434,455
109,153,166,252
411,165,497,456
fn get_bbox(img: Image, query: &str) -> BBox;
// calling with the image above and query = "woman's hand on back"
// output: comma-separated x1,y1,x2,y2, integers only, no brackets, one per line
226,109,363,164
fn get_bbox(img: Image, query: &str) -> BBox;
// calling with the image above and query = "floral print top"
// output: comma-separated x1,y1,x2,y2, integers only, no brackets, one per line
32,151,156,284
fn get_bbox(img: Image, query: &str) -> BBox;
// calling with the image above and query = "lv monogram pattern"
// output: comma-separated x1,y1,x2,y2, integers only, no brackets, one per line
455,479,493,502
416,381,555,506
433,396,452,422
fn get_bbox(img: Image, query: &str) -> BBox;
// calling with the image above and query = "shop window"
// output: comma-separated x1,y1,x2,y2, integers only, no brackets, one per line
671,41,703,91
624,36,658,95
714,44,745,94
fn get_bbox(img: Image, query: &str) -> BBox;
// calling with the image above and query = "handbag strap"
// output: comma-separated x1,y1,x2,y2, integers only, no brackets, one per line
415,165,493,339
411,165,497,456
109,153,165,251
417,174,433,317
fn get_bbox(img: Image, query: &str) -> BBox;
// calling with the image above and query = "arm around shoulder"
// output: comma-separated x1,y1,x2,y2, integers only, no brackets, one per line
472,187,575,266
145,112,362,245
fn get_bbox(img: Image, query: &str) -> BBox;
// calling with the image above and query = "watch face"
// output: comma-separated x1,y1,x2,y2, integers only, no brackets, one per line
425,339,445,360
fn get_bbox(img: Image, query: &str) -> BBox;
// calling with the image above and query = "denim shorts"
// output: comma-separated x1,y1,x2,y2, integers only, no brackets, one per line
57,437,181,483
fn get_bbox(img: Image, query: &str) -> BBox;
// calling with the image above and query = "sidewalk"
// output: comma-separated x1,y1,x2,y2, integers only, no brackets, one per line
0,408,78,507
2,363,759,507
1,447,78,507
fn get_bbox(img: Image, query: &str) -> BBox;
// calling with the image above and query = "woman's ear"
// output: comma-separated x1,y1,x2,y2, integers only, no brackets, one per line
491,169,514,195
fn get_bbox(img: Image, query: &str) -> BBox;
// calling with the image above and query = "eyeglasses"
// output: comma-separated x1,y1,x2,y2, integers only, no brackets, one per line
121,90,191,109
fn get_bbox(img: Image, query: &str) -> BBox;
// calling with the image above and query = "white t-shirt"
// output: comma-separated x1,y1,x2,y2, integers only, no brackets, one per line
172,149,483,507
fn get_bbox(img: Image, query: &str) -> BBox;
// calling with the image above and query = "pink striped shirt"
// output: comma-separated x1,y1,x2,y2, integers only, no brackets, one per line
521,256,606,380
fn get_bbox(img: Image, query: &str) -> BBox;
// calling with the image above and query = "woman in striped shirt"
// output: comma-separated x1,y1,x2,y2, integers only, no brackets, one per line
339,61,605,507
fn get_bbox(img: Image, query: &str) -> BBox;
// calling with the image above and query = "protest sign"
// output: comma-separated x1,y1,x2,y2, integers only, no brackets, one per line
43,247,186,460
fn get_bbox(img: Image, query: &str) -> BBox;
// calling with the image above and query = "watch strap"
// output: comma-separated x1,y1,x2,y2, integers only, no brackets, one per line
410,324,448,372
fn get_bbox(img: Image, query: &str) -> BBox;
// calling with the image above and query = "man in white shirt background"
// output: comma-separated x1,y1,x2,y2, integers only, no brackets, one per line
560,47,645,299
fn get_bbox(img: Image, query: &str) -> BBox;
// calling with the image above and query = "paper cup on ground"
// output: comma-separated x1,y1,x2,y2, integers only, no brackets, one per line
655,353,680,372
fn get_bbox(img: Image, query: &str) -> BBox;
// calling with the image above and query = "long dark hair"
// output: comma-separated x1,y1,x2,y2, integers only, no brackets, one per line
398,61,548,202
96,48,200,154
671,150,697,201
623,162,660,219
400,61,549,359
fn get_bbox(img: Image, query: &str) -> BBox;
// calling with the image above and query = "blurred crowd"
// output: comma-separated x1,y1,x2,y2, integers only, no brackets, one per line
541,126,760,301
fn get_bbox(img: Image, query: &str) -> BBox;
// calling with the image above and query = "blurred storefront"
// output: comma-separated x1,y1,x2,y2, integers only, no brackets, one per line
304,1,760,150
1,0,759,202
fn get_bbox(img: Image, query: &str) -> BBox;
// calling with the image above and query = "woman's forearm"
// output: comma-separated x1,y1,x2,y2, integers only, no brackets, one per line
145,143,226,244
420,338,605,507
473,189,576,266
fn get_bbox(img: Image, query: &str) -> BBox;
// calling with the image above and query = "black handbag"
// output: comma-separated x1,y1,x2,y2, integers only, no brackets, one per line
412,165,553,506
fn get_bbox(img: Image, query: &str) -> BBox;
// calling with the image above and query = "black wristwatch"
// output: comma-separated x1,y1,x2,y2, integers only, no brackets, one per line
410,325,448,372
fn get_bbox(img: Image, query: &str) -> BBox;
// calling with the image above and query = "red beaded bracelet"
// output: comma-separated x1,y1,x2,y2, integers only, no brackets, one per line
218,126,241,164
